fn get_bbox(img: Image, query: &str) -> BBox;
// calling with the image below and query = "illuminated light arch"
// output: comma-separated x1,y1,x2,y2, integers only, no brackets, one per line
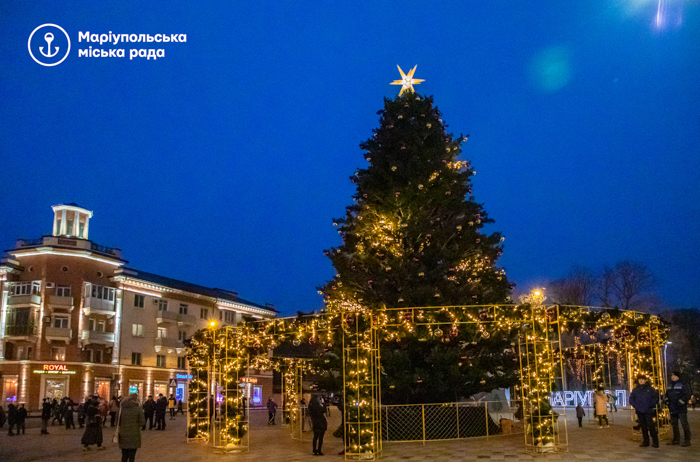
186,299,668,458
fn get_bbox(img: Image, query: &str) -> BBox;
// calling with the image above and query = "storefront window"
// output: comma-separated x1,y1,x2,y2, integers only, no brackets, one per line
154,382,167,398
3,378,18,403
95,380,110,400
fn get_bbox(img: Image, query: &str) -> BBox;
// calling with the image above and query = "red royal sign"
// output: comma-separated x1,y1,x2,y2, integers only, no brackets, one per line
43,364,68,372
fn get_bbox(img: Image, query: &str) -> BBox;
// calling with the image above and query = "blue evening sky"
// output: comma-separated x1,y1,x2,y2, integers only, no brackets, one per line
1,1,698,315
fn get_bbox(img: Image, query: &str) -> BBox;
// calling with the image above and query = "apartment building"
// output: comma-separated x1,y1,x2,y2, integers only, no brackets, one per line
0,204,276,411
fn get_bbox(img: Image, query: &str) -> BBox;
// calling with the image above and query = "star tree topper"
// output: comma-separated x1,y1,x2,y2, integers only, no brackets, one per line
390,65,425,96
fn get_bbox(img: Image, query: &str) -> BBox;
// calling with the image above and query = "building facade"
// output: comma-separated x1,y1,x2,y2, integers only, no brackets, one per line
0,204,276,411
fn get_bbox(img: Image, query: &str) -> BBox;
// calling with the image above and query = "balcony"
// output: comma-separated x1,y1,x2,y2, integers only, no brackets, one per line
5,324,39,343
156,310,178,324
83,297,116,316
48,295,74,309
177,313,197,326
45,327,72,343
155,337,182,353
7,294,41,307
81,330,115,345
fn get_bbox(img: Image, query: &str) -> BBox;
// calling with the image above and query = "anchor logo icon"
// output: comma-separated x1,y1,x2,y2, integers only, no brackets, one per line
28,24,71,67
39,33,60,58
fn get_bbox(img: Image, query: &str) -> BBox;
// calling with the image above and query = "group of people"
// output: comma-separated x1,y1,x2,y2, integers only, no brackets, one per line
1,402,28,435
573,372,692,449
141,394,181,430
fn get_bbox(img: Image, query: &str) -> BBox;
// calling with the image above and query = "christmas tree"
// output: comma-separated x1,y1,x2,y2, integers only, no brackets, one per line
322,76,517,403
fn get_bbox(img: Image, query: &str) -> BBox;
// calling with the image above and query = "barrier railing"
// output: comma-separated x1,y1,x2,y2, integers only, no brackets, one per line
382,401,520,443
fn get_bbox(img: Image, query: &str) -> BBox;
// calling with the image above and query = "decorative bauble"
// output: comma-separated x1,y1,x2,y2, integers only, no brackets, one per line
391,166,397,171
398,115,403,119
478,311,490,321
346,315,355,326
587,328,597,336
309,337,316,345
449,329,459,338
481,331,490,339
403,312,413,322
398,298,404,302
418,184,424,189
434,328,443,337
292,338,301,347
546,308,557,322
426,123,432,128
253,342,261,349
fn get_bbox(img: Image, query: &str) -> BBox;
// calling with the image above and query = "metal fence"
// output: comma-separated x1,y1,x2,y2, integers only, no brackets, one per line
382,401,520,443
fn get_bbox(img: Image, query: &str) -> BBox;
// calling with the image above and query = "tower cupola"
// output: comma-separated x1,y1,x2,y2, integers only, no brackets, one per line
51,203,93,239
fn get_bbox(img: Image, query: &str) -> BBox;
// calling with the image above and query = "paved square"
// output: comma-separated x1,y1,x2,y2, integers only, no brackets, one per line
1,409,697,461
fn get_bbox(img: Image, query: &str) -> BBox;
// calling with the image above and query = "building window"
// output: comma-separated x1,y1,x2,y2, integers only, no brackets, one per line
224,311,235,323
97,321,106,332
11,281,40,295
51,346,66,361
53,316,69,328
178,330,187,341
85,349,93,362
134,294,145,308
90,284,115,301
200,308,208,319
157,327,167,339
131,352,142,366
179,303,188,315
156,355,166,368
56,285,71,297
132,324,143,337
94,350,103,363
157,300,168,311
177,357,187,369
88,319,95,331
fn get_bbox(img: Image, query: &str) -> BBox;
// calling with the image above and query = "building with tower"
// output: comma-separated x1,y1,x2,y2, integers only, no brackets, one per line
0,204,277,411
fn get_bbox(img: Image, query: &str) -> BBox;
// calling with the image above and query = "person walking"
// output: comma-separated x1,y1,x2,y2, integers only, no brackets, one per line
77,400,86,429
177,400,184,415
99,396,110,427
6,403,17,436
155,394,167,430
118,393,145,462
308,395,327,456
691,395,697,411
110,396,120,426
593,387,610,428
607,392,618,412
168,394,176,420
575,403,585,427
41,398,52,434
50,398,61,426
630,374,659,448
81,397,105,451
142,395,155,430
17,403,27,435
267,397,277,425
65,399,76,429
665,371,691,447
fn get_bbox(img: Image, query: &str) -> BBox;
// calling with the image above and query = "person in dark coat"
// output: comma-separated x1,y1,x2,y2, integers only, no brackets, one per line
118,394,145,462
177,400,184,415
81,397,105,451
77,401,86,428
267,397,277,425
142,395,156,430
629,374,660,448
16,403,27,435
575,403,585,427
51,398,62,425
41,398,52,434
308,395,328,456
155,394,167,430
665,371,691,446
65,399,76,429
0,405,6,429
6,403,17,436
